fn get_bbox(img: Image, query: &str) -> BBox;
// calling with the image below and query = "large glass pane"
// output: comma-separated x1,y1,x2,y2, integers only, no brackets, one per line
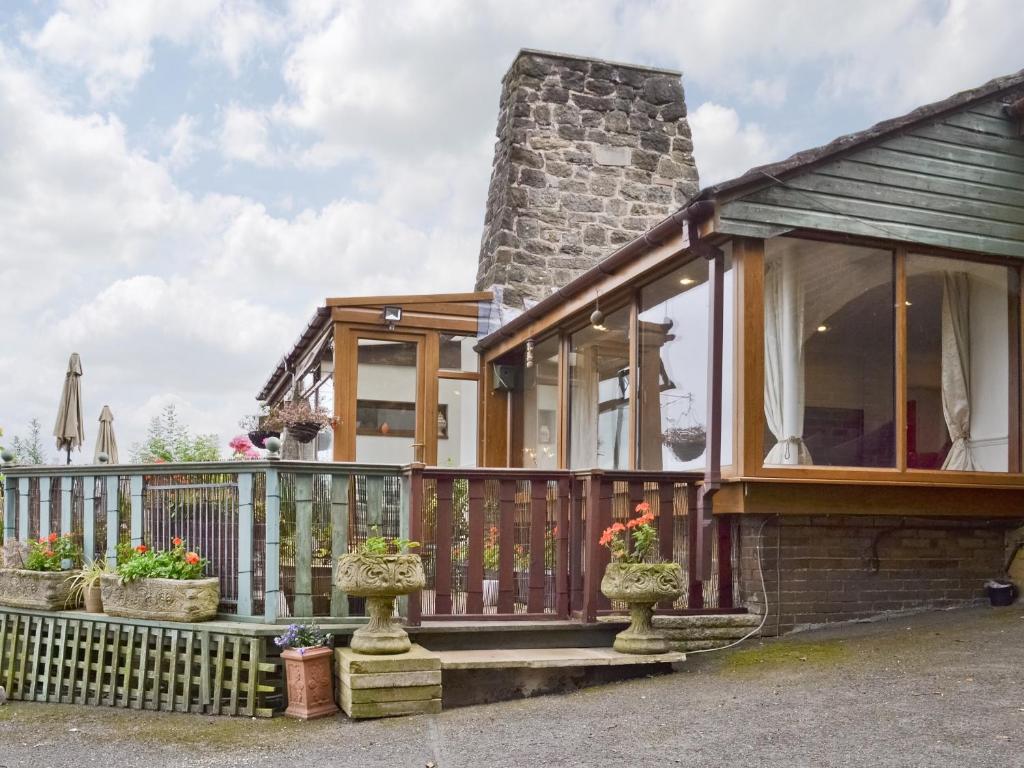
763,239,895,467
438,378,478,467
638,248,734,470
356,338,419,463
906,254,1013,472
520,336,560,469
569,305,631,469
440,334,479,372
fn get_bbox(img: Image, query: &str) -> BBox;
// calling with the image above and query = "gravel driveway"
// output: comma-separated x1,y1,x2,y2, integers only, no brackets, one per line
1,606,1021,767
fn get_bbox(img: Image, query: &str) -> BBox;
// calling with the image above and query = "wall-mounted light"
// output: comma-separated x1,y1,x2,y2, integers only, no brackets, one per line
382,305,403,330
679,277,696,286
525,338,535,368
817,324,829,333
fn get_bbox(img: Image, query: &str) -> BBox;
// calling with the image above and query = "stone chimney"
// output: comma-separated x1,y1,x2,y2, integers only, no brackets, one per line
476,49,700,308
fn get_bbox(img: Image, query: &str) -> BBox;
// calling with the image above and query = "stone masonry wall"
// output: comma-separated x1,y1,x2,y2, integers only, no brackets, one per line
736,515,1020,635
476,50,700,308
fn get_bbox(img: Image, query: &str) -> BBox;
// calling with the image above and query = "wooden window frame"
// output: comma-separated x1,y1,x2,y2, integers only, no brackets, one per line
735,232,1024,487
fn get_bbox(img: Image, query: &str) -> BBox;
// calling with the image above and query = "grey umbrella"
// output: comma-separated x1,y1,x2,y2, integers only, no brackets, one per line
94,405,118,464
53,353,85,465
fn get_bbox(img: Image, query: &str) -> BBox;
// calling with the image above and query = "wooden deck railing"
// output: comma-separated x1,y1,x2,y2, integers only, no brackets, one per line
2,460,737,625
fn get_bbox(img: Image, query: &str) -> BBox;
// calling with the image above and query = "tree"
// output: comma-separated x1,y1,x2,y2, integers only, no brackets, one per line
10,418,49,465
130,404,219,463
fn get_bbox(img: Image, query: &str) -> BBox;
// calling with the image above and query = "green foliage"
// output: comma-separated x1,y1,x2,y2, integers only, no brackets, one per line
24,533,80,571
600,503,659,564
359,525,420,556
66,559,110,603
130,405,220,463
9,418,49,465
116,539,208,583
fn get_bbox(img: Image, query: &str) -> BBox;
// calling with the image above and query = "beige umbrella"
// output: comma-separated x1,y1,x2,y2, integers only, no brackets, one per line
53,353,84,465
94,405,118,464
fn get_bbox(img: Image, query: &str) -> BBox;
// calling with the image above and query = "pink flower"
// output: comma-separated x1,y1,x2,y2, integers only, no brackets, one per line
229,435,253,452
244,447,261,460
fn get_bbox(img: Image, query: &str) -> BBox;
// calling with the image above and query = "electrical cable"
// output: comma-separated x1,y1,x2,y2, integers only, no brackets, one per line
685,517,770,655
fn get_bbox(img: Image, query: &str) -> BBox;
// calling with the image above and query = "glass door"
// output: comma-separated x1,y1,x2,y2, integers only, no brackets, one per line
354,336,423,464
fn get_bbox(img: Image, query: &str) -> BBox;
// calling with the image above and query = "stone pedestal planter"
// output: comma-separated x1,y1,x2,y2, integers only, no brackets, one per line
337,553,425,654
0,569,81,610
100,573,219,622
282,646,338,720
600,562,683,654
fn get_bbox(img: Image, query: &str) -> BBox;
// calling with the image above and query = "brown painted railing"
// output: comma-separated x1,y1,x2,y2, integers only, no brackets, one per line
406,466,737,625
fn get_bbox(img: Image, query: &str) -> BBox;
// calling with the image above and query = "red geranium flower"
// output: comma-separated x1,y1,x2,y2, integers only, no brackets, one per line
38,537,47,544
48,532,58,543
172,537,182,547
635,501,650,514
135,544,148,554
44,549,54,557
611,522,626,533
185,552,200,565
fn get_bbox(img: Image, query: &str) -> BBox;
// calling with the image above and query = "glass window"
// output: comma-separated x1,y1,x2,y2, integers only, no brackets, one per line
569,305,631,469
519,336,560,469
355,338,418,463
763,238,895,467
638,248,734,470
440,334,479,372
906,254,1014,472
438,378,478,467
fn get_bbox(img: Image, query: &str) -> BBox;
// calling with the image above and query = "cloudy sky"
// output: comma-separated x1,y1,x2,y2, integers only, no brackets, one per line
0,0,1021,461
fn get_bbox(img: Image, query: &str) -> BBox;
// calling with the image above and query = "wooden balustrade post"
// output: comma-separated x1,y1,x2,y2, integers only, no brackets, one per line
687,483,703,609
104,476,118,569
18,477,29,541
527,479,547,614
60,475,73,537
497,479,516,614
82,476,95,561
556,477,570,618
263,468,282,622
329,472,351,618
581,471,610,623
466,478,485,615
293,473,314,617
39,476,51,537
657,481,676,609
3,475,15,542
434,476,454,615
236,472,254,618
129,475,143,547
569,476,584,616
400,464,424,626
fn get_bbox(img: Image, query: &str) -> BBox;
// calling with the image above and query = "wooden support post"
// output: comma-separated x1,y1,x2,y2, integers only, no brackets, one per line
497,479,516,615
569,476,584,615
556,477,570,619
39,477,51,537
4,475,16,542
329,473,350,618
236,473,254,618
687,483,703,610
82,476,95,562
434,477,454,615
105,476,118,569
657,481,676,609
293,474,313,617
60,476,72,536
18,477,29,541
263,469,281,622
527,479,547,614
129,475,143,547
366,475,384,532
581,471,610,623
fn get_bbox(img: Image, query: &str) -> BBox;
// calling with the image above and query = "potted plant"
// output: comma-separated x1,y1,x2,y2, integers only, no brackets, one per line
336,527,424,654
101,538,219,622
661,425,707,462
67,558,110,613
482,525,500,608
0,534,82,610
599,502,682,654
274,622,338,720
240,408,280,448
271,399,333,444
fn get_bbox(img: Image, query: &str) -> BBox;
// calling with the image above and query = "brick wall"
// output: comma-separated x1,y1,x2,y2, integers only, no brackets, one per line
736,514,1019,634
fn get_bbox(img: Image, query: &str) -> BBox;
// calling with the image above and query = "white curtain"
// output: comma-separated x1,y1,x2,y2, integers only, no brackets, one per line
764,256,813,465
569,346,599,468
941,271,974,471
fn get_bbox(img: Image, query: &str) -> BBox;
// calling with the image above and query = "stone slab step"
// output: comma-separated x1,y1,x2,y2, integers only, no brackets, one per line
435,647,685,670
335,645,440,675
597,613,761,630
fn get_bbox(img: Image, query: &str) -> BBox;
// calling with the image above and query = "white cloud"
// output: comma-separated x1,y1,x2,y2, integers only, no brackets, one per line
688,102,779,186
220,104,276,165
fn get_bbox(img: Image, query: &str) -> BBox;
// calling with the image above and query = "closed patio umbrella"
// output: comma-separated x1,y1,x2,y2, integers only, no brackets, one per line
53,353,85,465
94,405,118,464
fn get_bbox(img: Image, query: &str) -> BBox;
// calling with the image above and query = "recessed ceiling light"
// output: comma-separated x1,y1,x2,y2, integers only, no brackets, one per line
679,277,695,286
905,300,913,306
817,325,829,333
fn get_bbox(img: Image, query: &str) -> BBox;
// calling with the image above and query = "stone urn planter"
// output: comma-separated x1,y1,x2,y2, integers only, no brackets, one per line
281,646,338,720
336,553,425,654
100,573,220,622
600,562,683,654
0,569,82,610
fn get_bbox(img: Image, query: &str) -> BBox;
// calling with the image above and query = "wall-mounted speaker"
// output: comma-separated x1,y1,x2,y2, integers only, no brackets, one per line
491,364,521,392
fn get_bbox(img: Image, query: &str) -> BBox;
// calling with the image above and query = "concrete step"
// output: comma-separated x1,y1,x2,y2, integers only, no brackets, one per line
435,647,685,671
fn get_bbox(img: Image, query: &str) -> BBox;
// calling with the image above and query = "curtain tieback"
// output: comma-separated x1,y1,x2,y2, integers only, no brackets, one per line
950,429,971,442
780,435,803,461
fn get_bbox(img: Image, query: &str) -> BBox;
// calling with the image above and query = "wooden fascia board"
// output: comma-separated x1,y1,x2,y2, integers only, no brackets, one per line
326,291,492,307
330,308,478,333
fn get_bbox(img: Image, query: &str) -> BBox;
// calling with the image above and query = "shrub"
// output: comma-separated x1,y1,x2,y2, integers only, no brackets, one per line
24,533,80,571
116,538,207,583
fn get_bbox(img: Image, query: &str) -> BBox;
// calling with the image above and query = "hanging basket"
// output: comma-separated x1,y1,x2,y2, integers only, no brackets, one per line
662,426,707,462
247,429,281,449
287,421,323,444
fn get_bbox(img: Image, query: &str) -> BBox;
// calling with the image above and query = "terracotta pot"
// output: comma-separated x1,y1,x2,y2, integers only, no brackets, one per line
83,582,103,613
337,553,424,654
281,646,338,720
100,573,219,622
600,562,683,654
0,569,81,610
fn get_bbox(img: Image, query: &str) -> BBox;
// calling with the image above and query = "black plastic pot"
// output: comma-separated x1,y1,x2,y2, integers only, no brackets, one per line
248,429,280,448
287,422,322,444
986,581,1017,607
